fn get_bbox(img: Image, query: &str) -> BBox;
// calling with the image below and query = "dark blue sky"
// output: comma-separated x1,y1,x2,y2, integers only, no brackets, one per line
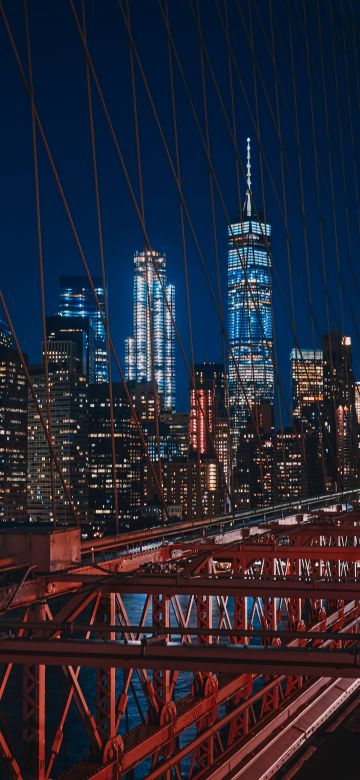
1,0,359,416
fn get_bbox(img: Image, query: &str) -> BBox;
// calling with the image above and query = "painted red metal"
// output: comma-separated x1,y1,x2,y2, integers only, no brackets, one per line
0,508,360,778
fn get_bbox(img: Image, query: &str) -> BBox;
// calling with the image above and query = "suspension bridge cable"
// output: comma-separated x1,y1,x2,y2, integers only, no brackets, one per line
125,0,164,512
0,291,81,525
24,0,57,525
0,1,169,523
113,0,270,452
81,0,119,534
157,0,304,433
165,0,204,514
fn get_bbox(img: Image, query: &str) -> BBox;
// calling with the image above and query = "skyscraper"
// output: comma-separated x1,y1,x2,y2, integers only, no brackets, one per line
125,250,175,411
47,315,96,384
0,346,27,522
323,333,357,490
27,340,88,525
189,363,227,455
58,276,108,383
291,348,323,429
0,319,14,351
88,383,142,532
291,348,324,498
228,139,273,452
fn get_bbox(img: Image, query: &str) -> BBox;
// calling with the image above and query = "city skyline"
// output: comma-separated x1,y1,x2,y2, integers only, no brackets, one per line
2,2,359,418
0,4,359,777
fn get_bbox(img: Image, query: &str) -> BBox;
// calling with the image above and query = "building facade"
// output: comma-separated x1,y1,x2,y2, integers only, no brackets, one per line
291,348,323,429
189,363,226,455
88,383,142,532
47,315,95,384
273,428,306,503
323,333,357,491
228,139,273,452
27,340,88,525
0,319,14,351
58,275,108,383
125,250,175,411
0,346,27,522
290,347,324,497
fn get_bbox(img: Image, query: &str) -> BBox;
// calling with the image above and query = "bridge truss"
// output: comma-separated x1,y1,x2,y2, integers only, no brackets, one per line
0,507,360,779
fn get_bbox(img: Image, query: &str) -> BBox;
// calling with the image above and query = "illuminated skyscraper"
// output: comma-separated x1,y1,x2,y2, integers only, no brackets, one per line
0,346,27,522
58,276,108,383
290,348,325,496
47,315,96,384
228,139,273,452
323,333,357,490
190,363,227,451
27,340,88,525
290,348,323,429
355,381,360,423
125,250,175,411
0,319,14,350
88,383,142,532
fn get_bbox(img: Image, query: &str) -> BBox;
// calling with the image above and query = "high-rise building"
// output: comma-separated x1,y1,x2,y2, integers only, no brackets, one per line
355,381,360,424
88,383,142,532
228,139,273,452
27,340,88,525
144,455,224,522
323,333,357,490
0,319,14,350
234,405,273,509
125,250,175,411
290,348,324,497
147,419,181,462
189,363,226,455
161,411,189,458
0,346,27,522
127,379,157,426
46,315,95,384
273,428,306,503
291,348,323,430
58,276,108,383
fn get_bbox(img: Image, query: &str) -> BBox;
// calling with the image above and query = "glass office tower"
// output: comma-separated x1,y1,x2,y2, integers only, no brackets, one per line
228,139,273,453
125,250,176,411
58,276,108,383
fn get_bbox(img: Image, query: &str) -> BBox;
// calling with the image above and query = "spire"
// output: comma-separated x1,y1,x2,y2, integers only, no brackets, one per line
245,137,252,217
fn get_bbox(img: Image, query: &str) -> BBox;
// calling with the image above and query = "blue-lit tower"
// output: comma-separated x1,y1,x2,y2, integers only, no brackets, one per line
228,139,273,452
58,276,108,383
125,250,175,411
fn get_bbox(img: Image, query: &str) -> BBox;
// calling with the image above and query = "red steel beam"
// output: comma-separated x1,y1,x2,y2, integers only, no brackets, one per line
168,543,360,562
1,573,360,614
1,638,360,677
36,574,360,599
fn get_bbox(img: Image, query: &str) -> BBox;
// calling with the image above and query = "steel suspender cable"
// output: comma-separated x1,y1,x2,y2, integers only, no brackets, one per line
0,1,169,524
24,0,57,526
157,0,296,433
125,0,164,516
339,2,360,240
181,0,319,435
198,0,265,507
0,291,80,526
113,0,268,458
214,0,343,493
247,0,287,498
268,0,312,497
81,0,119,535
286,0,327,492
165,0,204,517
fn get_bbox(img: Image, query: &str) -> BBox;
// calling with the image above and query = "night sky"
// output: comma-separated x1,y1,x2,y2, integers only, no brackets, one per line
1,0,359,418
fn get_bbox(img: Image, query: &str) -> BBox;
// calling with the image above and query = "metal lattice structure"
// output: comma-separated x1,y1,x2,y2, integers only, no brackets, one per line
0,506,360,778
